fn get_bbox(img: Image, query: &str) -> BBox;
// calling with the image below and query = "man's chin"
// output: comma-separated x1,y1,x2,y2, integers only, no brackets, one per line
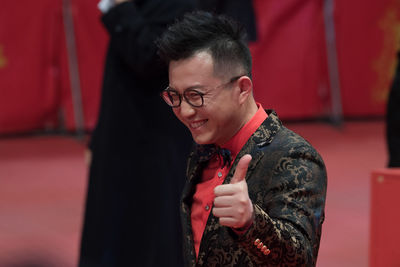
192,134,212,145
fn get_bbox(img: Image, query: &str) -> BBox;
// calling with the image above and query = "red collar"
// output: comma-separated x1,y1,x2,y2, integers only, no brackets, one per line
222,103,267,159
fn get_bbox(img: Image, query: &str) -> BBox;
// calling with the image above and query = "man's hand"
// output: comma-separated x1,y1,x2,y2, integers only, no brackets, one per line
115,0,130,4
84,149,92,166
213,154,254,229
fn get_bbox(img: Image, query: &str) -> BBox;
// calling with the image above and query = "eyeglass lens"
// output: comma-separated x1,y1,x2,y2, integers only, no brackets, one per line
162,89,203,107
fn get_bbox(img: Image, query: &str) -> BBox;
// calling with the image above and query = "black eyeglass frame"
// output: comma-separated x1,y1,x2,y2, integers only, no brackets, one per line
161,75,244,108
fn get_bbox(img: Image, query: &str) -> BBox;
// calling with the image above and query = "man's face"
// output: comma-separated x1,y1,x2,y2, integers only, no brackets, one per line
168,51,242,146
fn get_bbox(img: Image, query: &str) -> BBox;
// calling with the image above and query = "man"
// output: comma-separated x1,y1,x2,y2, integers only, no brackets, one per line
79,0,194,266
157,11,327,266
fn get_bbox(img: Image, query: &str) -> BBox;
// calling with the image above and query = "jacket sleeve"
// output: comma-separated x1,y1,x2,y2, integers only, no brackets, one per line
101,0,194,78
236,143,327,266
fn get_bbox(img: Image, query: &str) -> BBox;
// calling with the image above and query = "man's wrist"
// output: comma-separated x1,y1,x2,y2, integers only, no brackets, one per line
232,208,255,234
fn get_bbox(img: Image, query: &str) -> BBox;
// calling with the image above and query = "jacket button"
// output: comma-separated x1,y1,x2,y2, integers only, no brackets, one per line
205,205,210,211
257,242,263,249
263,248,271,255
254,239,260,246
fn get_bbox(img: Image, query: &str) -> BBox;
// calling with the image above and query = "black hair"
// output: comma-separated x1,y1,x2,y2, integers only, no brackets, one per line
157,11,252,79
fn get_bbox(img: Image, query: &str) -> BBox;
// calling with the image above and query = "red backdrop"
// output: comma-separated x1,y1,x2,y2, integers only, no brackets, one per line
250,0,330,119
0,0,399,134
60,0,108,131
0,0,63,133
334,0,400,117
0,0,107,134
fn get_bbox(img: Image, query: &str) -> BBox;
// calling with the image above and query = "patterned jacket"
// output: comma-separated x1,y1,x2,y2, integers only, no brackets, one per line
180,110,327,267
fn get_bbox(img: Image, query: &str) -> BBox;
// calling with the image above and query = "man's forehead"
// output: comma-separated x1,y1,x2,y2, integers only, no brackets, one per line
169,54,234,84
169,54,215,80
169,51,213,69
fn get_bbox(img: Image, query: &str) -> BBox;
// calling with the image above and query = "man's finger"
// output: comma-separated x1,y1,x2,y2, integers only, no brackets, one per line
213,195,234,207
214,184,237,196
212,207,234,218
218,217,237,228
230,154,252,184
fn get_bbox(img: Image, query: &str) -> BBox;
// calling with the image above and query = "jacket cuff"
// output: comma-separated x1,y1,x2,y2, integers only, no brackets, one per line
237,204,273,258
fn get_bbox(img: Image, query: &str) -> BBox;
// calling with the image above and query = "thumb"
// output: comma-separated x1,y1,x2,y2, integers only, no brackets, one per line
230,154,252,184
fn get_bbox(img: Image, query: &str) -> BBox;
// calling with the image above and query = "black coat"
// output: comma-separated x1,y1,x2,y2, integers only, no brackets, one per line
79,1,195,266
198,0,257,42
387,51,400,167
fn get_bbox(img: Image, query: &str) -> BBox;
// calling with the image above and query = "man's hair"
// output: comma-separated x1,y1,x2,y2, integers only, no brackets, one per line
157,11,252,79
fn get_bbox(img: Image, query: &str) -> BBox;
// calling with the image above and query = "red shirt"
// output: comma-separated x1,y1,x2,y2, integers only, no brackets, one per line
191,103,268,257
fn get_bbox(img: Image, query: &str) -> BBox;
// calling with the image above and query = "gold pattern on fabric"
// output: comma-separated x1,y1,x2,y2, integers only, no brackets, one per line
0,45,7,68
372,1,400,103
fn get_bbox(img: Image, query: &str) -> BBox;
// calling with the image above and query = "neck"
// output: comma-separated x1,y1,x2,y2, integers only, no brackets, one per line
242,99,258,125
217,99,258,147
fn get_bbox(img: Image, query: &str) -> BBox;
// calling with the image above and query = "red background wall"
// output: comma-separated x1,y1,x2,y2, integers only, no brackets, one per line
334,0,400,117
0,0,399,134
250,0,330,119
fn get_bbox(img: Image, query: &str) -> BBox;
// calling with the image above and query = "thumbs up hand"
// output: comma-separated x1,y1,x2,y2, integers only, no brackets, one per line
213,154,254,229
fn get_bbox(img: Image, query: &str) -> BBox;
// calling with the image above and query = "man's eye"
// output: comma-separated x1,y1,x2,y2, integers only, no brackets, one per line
168,91,179,97
186,91,201,99
166,91,179,100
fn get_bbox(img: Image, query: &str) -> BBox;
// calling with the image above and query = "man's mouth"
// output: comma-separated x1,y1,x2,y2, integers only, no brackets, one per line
189,119,207,129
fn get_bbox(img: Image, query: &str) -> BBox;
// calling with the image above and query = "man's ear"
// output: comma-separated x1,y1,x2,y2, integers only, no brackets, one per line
237,76,253,104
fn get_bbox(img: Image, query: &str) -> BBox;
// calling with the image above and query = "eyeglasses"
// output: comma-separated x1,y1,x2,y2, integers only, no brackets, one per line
161,75,243,108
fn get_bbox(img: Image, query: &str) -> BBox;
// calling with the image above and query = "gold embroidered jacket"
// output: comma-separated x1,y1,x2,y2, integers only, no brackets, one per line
180,110,327,267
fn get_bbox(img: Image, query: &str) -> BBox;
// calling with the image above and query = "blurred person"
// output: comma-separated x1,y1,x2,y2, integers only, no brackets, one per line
387,50,400,167
197,0,257,42
157,11,327,266
79,0,194,266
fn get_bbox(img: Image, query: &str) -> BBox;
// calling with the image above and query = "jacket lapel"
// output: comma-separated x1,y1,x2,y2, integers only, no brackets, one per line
223,109,281,184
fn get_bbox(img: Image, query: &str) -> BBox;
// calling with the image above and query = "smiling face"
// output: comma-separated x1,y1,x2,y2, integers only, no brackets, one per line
168,51,246,146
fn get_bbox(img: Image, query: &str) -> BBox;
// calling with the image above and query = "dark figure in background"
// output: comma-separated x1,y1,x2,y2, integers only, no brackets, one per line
198,0,257,42
387,51,400,167
79,0,194,266
158,11,327,266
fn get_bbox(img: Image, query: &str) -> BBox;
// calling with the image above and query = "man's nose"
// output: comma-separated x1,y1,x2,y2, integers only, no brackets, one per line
179,98,196,117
